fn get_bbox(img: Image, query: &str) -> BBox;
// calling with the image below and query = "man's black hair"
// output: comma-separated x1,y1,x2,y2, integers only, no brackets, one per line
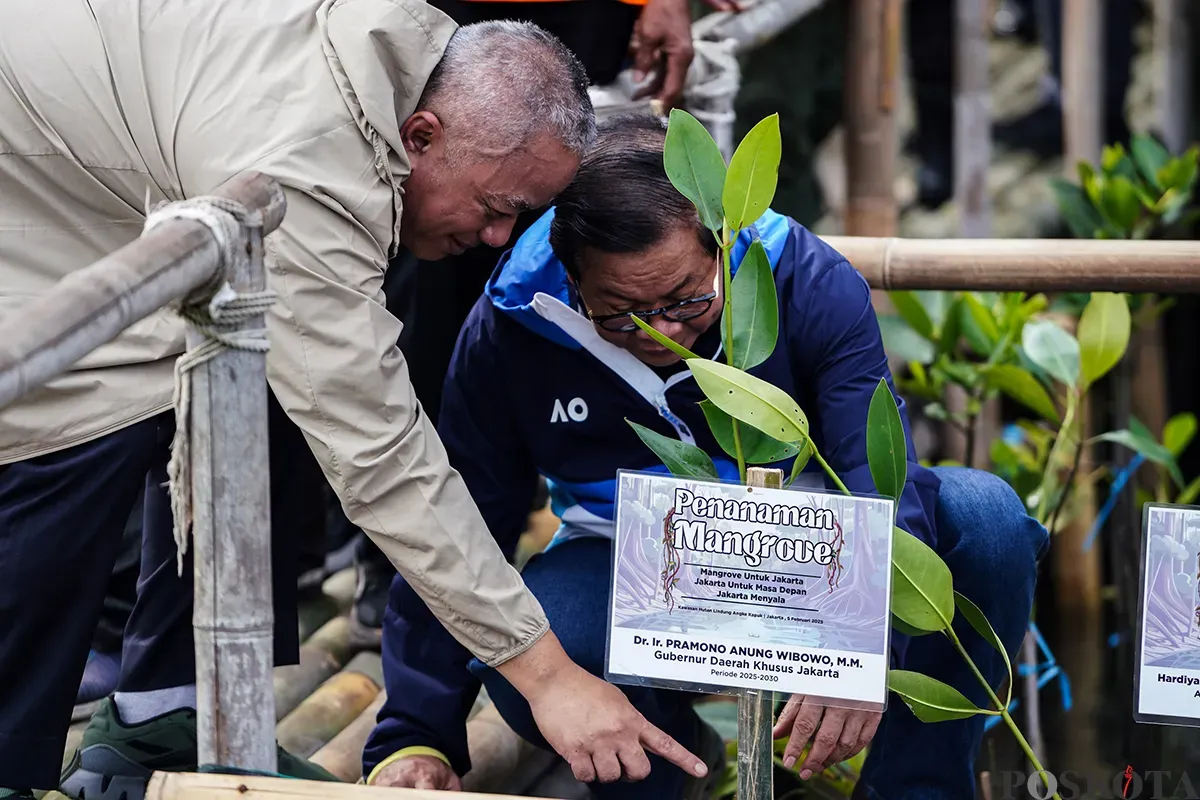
549,113,719,278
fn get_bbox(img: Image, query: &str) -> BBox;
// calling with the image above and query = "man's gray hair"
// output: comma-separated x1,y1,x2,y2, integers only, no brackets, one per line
418,20,596,157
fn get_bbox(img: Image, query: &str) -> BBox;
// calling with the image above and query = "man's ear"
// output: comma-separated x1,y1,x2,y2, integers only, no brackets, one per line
400,111,443,159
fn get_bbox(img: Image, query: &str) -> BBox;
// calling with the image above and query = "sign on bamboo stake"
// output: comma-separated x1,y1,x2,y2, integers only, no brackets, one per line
606,467,896,797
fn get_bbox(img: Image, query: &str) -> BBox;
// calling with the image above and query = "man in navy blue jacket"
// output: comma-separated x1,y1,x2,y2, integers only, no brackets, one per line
365,115,1048,798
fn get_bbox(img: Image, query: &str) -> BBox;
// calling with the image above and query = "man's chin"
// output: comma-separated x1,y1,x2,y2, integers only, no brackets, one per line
636,348,684,368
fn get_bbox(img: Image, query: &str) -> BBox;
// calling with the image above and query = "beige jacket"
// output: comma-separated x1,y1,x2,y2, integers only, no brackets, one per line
0,0,548,666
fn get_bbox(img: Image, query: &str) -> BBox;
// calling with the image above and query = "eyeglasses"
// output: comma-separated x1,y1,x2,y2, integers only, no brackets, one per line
587,292,718,332
582,270,721,333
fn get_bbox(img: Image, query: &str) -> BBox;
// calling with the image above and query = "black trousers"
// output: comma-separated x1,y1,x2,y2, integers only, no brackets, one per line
347,0,643,573
0,394,315,789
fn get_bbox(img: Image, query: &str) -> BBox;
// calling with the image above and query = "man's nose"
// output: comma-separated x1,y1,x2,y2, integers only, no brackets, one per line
480,216,517,248
643,316,686,340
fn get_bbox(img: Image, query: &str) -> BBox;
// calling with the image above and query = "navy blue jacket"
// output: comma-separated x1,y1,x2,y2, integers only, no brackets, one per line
363,209,941,776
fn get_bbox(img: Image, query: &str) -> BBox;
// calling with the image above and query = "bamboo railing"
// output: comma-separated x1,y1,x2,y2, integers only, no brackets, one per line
0,171,286,771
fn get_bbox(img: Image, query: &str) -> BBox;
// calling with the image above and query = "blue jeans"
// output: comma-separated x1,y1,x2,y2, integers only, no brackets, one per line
469,467,1049,800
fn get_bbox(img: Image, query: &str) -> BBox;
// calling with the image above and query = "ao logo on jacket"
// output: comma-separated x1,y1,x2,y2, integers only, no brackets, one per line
550,397,589,423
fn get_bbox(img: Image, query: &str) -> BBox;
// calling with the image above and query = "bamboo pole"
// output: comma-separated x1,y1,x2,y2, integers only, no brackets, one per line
144,772,541,800
1154,0,1191,153
310,691,388,781
954,0,992,238
820,235,1200,292
462,705,549,792
1061,0,1103,170
275,616,357,720
843,0,901,237
0,172,285,410
189,180,282,770
276,653,384,759
692,0,827,54
737,467,782,800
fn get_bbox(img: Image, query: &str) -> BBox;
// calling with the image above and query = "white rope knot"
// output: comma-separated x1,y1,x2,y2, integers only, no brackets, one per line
143,196,278,575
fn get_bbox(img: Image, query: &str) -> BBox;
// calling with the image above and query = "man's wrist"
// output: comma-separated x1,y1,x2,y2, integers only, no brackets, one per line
366,746,453,785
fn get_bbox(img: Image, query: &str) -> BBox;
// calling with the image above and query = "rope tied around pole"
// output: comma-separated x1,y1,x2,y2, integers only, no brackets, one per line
142,196,277,575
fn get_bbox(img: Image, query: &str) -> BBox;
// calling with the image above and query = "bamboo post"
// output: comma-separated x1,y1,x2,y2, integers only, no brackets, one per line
274,616,357,721
188,186,279,770
1154,0,1191,152
843,0,901,237
1061,0,1103,170
737,467,783,799
955,0,992,238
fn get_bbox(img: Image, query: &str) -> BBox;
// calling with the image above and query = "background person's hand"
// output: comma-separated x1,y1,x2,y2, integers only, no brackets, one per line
370,754,462,791
630,0,695,108
772,694,881,780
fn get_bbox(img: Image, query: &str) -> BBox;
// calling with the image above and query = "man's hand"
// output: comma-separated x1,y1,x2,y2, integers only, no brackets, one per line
371,755,462,791
497,632,708,783
630,0,695,108
772,695,881,780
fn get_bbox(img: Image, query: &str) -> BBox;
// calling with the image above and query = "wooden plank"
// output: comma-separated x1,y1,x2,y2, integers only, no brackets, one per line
737,467,783,800
144,772,555,800
0,172,285,410
189,181,277,770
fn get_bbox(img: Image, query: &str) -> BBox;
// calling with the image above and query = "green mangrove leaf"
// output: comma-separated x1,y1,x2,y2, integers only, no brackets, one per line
891,526,954,632
1132,134,1170,190
954,591,1012,705
979,364,1060,424
963,293,1000,346
722,114,781,231
688,359,811,445
1177,475,1200,506
889,291,935,340
631,315,700,360
1077,292,1131,389
786,444,813,486
891,615,934,638
627,420,718,479
1164,413,1198,459
937,297,964,355
1021,319,1081,388
1093,429,1185,488
878,315,936,365
699,400,802,464
1049,177,1105,238
1101,176,1142,233
663,108,727,233
730,239,779,369
867,379,906,503
888,670,987,722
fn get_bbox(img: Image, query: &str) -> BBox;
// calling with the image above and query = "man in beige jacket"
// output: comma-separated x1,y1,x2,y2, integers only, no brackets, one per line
0,0,707,796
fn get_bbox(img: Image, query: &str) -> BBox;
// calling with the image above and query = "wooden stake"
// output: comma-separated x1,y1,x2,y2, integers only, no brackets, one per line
737,467,783,800
1061,0,1103,170
310,691,389,781
1154,0,1192,153
955,0,992,238
843,0,901,237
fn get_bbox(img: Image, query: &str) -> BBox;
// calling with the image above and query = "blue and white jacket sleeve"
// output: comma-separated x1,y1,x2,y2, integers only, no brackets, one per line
785,254,941,670
364,299,540,779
